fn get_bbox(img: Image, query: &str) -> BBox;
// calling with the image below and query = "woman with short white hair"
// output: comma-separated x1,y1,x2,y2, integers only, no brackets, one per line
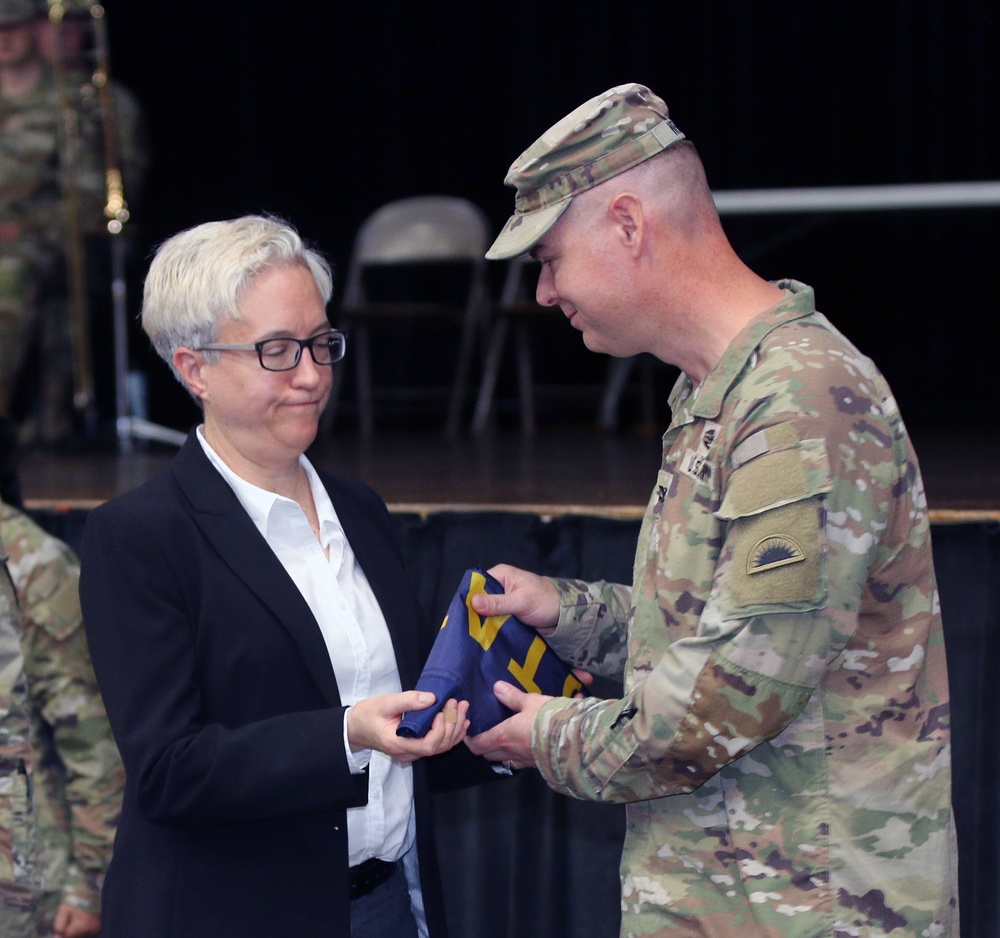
80,215,471,938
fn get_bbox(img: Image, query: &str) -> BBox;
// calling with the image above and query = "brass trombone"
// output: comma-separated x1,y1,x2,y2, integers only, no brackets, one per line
46,1,184,449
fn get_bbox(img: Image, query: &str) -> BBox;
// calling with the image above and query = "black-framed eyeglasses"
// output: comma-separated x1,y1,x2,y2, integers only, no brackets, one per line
195,329,347,372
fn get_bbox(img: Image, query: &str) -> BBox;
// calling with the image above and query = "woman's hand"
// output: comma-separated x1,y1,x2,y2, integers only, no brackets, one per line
347,692,470,764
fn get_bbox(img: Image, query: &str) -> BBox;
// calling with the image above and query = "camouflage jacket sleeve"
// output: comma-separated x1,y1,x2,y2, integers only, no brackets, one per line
0,76,65,262
49,75,150,232
530,297,937,805
543,578,633,680
0,531,44,930
2,506,123,913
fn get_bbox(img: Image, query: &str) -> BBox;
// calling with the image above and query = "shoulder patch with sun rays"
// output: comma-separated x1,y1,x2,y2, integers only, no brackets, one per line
724,500,825,609
747,535,807,574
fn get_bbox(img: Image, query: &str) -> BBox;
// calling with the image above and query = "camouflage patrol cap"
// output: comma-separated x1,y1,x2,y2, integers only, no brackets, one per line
486,82,686,260
0,0,36,26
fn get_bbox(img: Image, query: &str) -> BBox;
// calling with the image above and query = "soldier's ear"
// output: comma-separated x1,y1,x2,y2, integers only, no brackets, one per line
607,193,644,256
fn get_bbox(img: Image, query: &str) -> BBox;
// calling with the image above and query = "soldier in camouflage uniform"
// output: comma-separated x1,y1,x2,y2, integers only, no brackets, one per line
34,0,150,216
467,83,958,937
0,519,42,936
29,0,150,444
1,0,149,441
1,497,123,938
0,0,63,419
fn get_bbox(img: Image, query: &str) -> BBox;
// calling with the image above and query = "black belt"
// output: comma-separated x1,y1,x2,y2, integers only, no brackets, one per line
349,857,397,901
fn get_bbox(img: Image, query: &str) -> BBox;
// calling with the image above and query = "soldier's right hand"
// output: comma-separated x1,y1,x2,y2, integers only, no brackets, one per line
470,564,561,634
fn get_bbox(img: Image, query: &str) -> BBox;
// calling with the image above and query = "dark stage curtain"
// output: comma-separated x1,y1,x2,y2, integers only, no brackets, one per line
80,3,1000,437
930,522,1000,938
28,508,1000,938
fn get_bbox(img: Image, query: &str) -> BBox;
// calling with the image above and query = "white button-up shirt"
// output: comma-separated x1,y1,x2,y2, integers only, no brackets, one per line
197,429,414,867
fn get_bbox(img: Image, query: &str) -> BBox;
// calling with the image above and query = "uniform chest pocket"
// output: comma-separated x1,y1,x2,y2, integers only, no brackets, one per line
715,438,832,614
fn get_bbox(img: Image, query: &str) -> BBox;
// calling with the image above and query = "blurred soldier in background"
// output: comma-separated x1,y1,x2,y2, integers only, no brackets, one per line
0,514,43,936
32,0,149,448
0,0,149,446
1,499,123,937
35,0,149,218
0,0,63,433
1,415,124,937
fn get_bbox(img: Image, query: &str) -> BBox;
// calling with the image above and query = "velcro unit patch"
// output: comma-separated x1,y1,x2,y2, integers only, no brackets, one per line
729,500,821,607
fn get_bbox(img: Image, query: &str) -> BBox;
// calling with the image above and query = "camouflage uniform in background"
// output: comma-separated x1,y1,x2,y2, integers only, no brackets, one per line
534,282,958,936
0,65,63,415
2,0,151,437
36,0,151,216
54,80,149,227
1,500,123,928
38,53,151,441
0,527,42,936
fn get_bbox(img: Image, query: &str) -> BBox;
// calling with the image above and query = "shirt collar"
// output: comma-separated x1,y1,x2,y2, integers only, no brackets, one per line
301,459,347,571
668,279,817,425
195,427,344,552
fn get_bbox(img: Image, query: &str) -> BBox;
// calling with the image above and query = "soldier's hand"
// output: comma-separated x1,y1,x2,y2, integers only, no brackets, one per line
465,680,546,770
470,564,561,634
53,903,101,938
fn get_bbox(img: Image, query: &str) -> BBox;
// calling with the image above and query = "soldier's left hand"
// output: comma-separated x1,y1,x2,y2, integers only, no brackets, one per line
465,681,549,770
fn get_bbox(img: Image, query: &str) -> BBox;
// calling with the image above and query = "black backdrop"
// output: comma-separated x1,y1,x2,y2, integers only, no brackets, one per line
83,0,999,434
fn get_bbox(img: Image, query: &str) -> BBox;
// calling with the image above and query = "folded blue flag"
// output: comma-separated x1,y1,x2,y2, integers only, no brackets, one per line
397,566,584,737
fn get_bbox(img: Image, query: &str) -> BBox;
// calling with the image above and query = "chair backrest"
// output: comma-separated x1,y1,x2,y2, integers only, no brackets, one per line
342,196,491,306
498,255,541,306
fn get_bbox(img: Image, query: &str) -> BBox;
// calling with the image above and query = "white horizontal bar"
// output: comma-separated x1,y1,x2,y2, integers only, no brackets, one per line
712,181,1000,215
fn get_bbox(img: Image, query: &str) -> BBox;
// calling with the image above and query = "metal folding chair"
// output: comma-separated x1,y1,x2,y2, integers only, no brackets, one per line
326,195,491,437
472,256,656,435
471,256,556,436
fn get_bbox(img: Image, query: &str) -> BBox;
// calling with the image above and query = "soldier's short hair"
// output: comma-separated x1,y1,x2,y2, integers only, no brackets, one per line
140,215,333,383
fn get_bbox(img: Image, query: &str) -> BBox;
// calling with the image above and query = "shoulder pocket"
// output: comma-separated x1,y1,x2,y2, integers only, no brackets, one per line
716,436,831,613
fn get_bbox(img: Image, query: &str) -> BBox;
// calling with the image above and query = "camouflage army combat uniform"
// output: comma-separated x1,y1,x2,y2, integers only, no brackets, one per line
36,60,150,441
0,65,64,414
534,281,958,937
2,0,150,433
1,501,123,927
55,73,149,227
0,526,42,935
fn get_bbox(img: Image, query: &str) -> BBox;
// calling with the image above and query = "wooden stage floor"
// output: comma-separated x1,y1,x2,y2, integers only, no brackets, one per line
17,424,1000,519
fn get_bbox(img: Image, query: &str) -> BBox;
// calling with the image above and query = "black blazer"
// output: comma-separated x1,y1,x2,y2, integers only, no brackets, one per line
80,435,451,938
